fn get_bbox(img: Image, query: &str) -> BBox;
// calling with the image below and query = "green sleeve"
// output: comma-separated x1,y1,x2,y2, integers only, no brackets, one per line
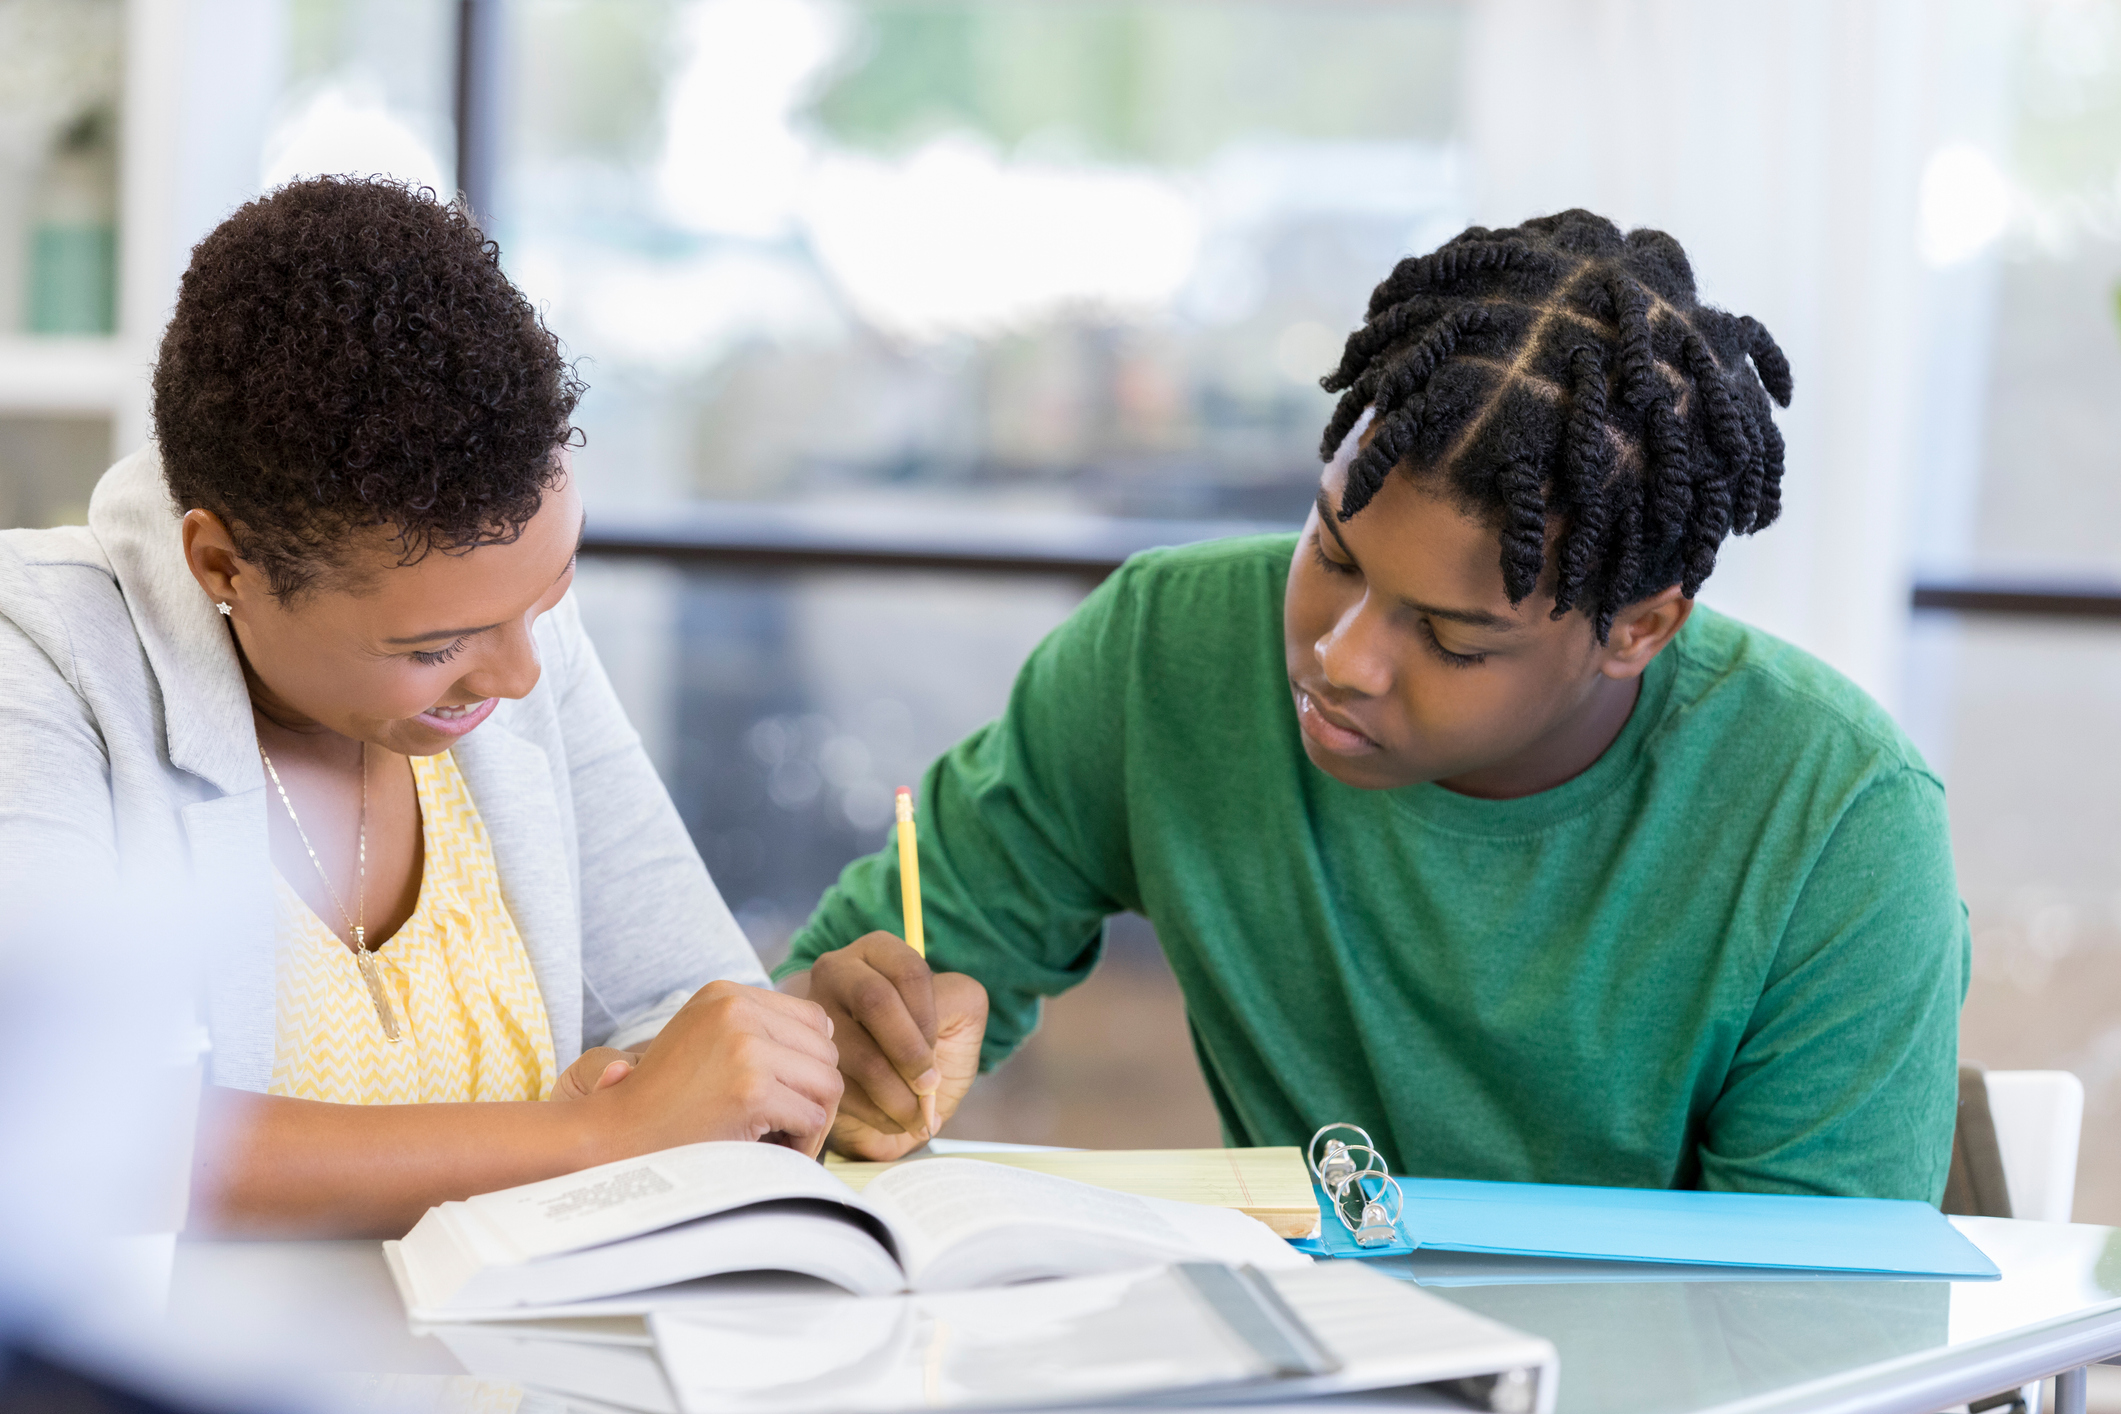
776,563,1146,1068
1697,768,1969,1203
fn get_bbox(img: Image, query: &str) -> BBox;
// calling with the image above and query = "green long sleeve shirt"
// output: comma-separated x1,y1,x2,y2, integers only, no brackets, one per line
782,535,1969,1202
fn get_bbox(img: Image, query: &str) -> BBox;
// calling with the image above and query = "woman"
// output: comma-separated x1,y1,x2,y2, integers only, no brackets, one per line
0,177,841,1236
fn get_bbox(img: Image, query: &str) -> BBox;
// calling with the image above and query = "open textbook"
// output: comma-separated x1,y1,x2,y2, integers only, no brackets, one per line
429,1264,1560,1414
387,1141,1307,1320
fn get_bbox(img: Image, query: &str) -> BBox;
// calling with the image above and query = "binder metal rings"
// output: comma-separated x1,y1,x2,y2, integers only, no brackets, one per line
1308,1125,1408,1250
1307,1122,1372,1190
1330,1146,1405,1248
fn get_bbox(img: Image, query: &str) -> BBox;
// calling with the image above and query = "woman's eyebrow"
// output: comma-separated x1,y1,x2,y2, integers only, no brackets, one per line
383,513,585,645
385,622,500,646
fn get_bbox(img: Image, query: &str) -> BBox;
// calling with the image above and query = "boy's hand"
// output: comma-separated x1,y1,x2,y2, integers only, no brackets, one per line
794,933,989,1159
550,1046,639,1100
826,971,986,1160
585,980,844,1159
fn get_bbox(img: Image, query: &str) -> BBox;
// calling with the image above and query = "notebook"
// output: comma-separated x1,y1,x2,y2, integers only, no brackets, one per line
385,1140,1307,1321
827,1146,1320,1238
427,1265,1556,1414
646,1263,1558,1414
1299,1175,1999,1279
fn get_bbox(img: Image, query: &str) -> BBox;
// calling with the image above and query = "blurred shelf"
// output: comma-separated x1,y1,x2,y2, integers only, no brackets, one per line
1912,580,2121,622
0,335,143,418
582,501,1291,583
585,511,2121,621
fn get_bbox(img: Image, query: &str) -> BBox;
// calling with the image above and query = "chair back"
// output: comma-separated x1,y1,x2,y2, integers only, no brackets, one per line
1945,1065,2084,1223
1987,1070,2084,1223
1945,1064,2013,1218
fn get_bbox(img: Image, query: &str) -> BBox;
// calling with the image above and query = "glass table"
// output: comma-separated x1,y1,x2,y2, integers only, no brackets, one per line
148,1216,2121,1414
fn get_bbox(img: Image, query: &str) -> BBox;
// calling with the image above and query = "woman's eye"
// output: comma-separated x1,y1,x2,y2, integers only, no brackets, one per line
409,638,470,667
1420,620,1486,669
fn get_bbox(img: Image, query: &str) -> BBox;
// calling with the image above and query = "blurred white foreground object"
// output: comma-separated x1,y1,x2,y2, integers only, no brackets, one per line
0,873,223,1401
1987,1070,2085,1224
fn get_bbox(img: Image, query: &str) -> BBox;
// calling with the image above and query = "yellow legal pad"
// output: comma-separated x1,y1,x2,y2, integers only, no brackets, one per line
826,1146,1319,1238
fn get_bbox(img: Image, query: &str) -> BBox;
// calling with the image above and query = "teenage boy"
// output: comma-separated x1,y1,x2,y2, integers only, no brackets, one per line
779,212,1966,1202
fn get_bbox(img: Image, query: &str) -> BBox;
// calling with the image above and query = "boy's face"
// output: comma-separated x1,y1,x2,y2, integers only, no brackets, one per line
1283,439,1688,796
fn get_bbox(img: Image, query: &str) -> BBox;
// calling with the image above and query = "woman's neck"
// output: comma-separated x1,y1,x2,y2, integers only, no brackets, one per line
225,615,336,740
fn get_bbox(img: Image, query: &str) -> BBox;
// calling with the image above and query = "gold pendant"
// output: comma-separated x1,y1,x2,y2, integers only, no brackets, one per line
354,948,402,1043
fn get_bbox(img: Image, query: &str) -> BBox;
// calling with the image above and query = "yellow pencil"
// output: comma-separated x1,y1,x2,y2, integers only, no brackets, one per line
895,786,937,1138
895,787,925,958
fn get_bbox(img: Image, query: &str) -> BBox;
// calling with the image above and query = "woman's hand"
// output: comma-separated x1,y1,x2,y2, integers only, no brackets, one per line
550,1046,639,1100
190,981,845,1238
792,933,989,1160
582,980,845,1159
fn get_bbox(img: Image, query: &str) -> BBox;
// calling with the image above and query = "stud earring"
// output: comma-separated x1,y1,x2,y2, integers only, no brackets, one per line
216,602,232,617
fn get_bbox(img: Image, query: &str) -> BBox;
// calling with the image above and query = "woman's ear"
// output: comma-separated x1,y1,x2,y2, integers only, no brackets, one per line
1597,585,1693,681
180,508,250,612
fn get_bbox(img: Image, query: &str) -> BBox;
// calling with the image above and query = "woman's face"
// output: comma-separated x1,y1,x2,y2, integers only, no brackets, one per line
183,468,584,755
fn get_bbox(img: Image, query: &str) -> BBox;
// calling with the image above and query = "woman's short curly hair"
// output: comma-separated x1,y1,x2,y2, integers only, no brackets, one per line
152,175,584,598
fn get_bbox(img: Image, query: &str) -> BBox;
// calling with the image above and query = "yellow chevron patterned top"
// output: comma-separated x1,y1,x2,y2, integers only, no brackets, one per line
267,749,557,1105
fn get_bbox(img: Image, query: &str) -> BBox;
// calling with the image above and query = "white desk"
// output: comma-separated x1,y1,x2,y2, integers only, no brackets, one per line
158,1217,2121,1414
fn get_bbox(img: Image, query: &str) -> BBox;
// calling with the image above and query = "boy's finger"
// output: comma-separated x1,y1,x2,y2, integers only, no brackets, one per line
831,1024,928,1137
855,934,939,1044
832,1084,908,1137
838,964,939,1091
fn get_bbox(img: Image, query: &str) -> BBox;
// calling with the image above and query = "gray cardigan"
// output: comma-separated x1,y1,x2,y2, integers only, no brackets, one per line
0,449,766,1090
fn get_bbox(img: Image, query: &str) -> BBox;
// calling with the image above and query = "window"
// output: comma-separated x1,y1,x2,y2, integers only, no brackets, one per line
1918,0,2121,1225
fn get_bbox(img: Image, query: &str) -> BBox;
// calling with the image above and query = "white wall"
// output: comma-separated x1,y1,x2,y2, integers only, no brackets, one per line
1461,0,2016,714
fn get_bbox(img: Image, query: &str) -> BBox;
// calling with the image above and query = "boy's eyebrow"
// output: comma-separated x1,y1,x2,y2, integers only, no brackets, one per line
1314,489,1521,631
383,512,586,644
1315,489,1358,557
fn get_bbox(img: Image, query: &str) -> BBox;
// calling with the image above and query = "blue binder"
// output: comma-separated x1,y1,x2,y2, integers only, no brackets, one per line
1294,1176,1999,1279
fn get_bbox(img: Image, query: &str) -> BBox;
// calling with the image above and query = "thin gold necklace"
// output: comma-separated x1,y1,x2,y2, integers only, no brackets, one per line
258,740,402,1043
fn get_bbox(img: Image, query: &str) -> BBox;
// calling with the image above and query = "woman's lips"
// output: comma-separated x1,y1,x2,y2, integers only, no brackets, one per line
414,697,498,738
1294,688,1381,755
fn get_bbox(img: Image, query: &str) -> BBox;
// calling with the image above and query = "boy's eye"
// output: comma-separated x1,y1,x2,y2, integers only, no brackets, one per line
1310,533,1358,576
409,638,470,667
1420,620,1486,669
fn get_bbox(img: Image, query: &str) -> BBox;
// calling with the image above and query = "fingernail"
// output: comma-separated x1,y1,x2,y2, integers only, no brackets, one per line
913,1068,940,1095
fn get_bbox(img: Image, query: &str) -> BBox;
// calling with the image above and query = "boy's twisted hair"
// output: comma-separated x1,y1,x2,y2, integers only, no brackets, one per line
1319,210,1793,639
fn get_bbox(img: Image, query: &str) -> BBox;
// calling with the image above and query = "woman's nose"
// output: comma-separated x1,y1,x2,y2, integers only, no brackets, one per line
463,619,542,702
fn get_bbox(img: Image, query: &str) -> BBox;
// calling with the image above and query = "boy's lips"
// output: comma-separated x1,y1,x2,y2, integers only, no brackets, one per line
414,697,497,738
1294,688,1381,755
